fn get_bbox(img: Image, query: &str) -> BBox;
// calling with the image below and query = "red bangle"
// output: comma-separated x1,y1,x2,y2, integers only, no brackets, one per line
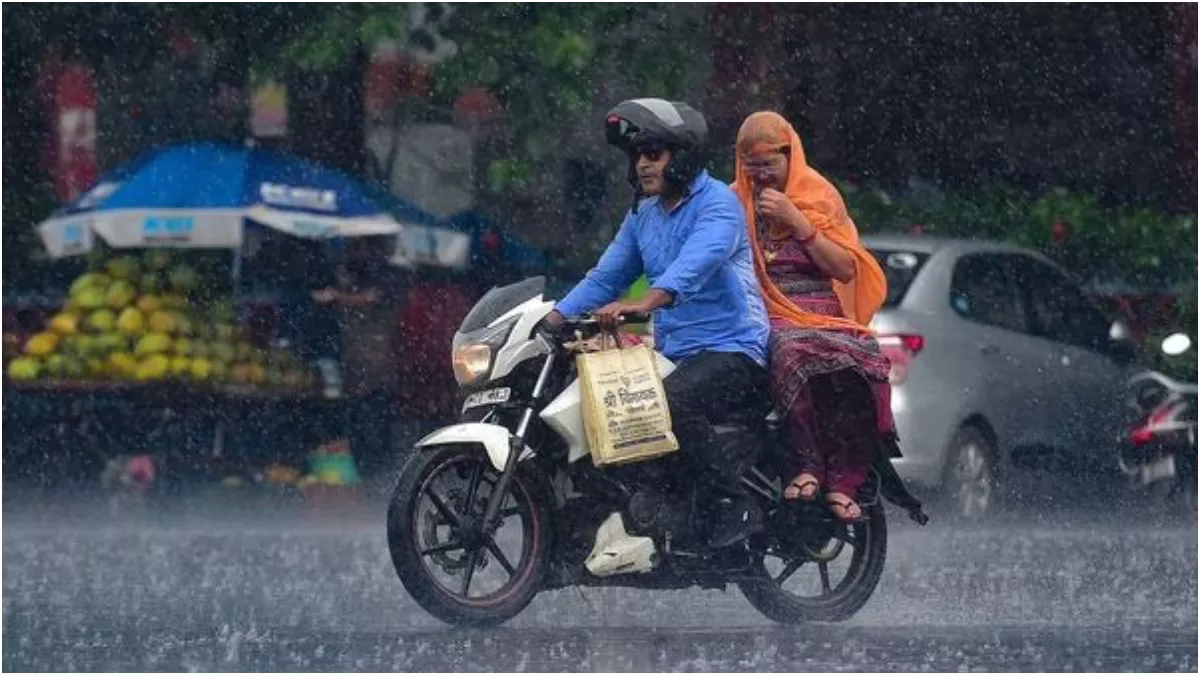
797,229,819,246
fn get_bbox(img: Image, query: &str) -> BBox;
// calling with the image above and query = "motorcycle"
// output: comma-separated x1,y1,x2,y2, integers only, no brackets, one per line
1119,333,1197,510
386,277,928,627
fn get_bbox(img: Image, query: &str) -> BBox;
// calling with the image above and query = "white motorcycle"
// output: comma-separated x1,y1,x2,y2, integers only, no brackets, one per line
386,277,928,627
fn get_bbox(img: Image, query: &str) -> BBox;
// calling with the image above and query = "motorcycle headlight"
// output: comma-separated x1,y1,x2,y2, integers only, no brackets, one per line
451,317,518,385
453,344,493,385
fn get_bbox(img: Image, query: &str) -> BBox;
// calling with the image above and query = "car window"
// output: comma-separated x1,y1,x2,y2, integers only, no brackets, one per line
868,248,930,307
949,254,1029,333
1012,256,1112,352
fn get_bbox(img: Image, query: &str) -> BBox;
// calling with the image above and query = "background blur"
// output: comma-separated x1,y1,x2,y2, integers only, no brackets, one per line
4,3,1196,283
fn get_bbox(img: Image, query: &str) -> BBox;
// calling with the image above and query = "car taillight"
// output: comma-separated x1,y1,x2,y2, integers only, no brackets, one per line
1130,405,1175,446
878,334,924,385
1129,426,1155,446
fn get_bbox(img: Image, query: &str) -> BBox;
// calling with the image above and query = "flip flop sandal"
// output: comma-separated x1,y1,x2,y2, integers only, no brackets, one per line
826,495,865,523
784,476,820,502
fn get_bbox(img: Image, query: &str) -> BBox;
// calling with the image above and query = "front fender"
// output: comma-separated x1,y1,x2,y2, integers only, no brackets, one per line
414,422,534,472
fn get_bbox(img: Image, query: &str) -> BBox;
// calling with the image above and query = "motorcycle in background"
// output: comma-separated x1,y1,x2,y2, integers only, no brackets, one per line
1119,332,1197,512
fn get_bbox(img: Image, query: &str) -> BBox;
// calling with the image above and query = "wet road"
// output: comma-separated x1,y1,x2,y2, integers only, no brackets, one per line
3,492,1196,672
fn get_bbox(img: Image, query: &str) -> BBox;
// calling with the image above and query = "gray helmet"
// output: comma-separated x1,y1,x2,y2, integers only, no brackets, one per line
605,98,709,207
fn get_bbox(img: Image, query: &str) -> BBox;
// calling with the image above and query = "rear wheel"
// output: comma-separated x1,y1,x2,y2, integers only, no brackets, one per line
386,445,552,627
738,502,887,623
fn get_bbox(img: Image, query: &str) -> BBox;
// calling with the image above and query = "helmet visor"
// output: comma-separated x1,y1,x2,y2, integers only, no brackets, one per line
606,115,640,150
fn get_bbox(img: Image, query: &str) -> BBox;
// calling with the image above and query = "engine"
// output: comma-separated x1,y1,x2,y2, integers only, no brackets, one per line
626,482,691,542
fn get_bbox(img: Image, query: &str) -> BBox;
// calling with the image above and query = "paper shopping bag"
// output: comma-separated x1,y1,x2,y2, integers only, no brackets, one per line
576,339,678,466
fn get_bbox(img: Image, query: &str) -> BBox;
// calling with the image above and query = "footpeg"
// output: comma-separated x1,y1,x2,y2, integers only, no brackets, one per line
585,512,657,577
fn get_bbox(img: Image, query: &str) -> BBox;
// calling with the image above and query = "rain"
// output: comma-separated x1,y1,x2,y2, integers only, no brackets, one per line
2,4,1197,672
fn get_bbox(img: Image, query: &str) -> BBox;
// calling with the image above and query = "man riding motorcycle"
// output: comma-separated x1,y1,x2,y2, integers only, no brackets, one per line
543,98,771,548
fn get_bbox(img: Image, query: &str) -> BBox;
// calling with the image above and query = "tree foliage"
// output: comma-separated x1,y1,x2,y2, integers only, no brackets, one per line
842,180,1197,289
429,4,705,192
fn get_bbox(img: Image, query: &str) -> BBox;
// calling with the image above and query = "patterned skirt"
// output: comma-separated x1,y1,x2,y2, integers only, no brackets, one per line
769,320,896,489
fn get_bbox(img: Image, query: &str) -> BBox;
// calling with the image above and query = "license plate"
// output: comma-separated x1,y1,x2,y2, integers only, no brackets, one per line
462,387,511,412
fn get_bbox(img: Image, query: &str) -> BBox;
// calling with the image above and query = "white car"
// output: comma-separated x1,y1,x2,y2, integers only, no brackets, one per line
863,235,1137,518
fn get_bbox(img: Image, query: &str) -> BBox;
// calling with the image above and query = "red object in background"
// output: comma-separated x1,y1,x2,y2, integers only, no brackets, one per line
878,333,925,386
365,44,432,118
907,223,926,236
36,48,99,203
1051,219,1071,244
480,228,503,257
126,455,157,490
394,281,474,418
453,85,502,125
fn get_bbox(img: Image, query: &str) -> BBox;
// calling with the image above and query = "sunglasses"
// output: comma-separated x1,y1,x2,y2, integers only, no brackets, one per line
633,143,667,162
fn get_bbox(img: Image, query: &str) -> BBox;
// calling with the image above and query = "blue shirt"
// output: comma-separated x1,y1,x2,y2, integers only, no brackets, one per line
556,171,769,366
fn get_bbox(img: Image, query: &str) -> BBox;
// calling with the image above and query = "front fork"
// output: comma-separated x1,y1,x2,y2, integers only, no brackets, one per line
480,350,557,534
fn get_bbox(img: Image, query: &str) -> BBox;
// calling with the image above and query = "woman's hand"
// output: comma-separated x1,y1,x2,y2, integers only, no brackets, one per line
758,188,815,238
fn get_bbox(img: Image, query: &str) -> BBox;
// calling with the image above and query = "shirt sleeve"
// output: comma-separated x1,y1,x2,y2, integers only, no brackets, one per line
555,214,643,317
652,193,742,304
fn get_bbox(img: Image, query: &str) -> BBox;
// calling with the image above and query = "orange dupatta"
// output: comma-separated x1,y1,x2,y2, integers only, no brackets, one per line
730,111,887,334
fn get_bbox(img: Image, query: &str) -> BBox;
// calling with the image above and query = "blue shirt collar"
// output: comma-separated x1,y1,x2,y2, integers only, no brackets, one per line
653,170,711,214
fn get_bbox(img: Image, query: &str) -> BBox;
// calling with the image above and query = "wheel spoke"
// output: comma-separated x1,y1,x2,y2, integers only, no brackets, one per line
419,539,465,556
776,559,804,585
499,505,522,519
426,490,462,527
460,550,482,596
819,561,832,594
464,464,483,513
485,538,517,577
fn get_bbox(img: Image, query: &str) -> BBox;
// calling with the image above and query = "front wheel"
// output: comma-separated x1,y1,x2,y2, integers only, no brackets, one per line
386,444,552,627
738,502,887,623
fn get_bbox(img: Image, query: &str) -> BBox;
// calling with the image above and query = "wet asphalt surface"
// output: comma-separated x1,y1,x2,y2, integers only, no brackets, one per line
2,485,1196,672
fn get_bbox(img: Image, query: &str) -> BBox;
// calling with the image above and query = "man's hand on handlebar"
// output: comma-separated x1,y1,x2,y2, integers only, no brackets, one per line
543,309,566,329
542,288,670,335
593,288,672,329
593,300,650,330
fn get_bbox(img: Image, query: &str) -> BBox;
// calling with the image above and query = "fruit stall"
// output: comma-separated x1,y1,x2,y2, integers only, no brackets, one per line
2,249,330,488
6,142,417,492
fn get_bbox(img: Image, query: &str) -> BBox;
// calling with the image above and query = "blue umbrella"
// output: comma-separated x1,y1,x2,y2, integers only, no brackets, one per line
37,141,412,258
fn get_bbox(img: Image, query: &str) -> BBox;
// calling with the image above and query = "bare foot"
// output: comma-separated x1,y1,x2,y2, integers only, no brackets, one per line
825,492,863,522
783,473,820,501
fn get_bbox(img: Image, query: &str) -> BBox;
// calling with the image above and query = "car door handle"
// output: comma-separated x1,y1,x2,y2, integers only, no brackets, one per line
979,344,1000,355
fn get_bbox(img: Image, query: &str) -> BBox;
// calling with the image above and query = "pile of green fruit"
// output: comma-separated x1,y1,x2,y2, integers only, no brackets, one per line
7,250,314,391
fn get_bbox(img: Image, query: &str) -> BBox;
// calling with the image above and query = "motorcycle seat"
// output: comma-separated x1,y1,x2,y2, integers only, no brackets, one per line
710,407,780,433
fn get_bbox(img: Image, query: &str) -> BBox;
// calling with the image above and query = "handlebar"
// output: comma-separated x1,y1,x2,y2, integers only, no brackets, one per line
564,312,651,328
539,312,651,344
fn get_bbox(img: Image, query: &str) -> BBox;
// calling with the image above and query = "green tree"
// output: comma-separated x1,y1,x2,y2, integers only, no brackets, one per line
429,4,707,193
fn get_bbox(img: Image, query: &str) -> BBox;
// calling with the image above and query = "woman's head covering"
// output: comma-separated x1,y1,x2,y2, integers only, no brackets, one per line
731,111,887,331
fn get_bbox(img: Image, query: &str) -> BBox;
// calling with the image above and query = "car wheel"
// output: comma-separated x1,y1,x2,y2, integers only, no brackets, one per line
943,424,999,520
